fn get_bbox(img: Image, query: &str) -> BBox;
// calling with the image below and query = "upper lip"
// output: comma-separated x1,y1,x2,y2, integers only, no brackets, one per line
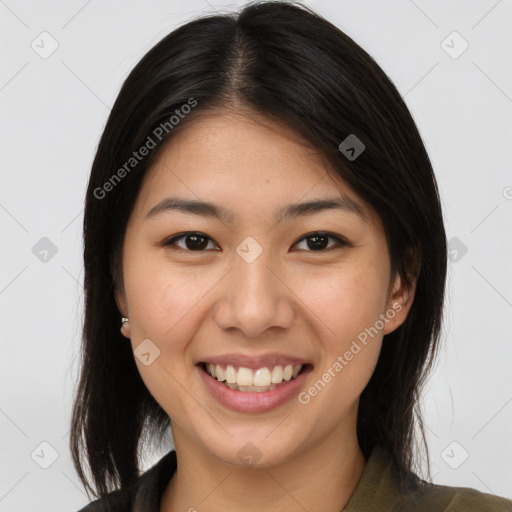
196,352,311,370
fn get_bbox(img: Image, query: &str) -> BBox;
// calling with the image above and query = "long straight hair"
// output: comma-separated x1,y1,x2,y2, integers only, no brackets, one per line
70,0,447,504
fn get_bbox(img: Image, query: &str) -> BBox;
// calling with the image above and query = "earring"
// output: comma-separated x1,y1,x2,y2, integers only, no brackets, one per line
120,317,130,337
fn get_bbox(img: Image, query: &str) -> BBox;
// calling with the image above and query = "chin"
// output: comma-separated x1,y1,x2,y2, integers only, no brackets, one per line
199,429,305,470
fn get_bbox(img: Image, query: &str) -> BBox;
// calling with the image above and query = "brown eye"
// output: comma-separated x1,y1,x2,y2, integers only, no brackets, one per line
292,232,349,252
164,232,218,251
163,231,349,253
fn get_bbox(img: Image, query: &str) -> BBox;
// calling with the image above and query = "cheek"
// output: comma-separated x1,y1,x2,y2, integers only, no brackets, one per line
123,248,218,346
294,261,387,399
122,251,205,411
297,260,388,342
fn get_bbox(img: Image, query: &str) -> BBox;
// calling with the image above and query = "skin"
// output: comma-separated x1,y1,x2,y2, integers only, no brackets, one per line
115,110,417,512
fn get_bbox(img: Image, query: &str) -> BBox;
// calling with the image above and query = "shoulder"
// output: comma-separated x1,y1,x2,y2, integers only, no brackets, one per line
349,446,512,512
74,487,130,512
73,449,177,512
75,499,105,512
402,481,512,511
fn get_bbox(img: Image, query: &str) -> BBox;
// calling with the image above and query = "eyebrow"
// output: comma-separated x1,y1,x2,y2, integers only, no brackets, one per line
145,194,369,223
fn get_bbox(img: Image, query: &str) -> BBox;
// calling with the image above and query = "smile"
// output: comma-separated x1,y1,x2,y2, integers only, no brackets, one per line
197,361,314,413
200,362,307,392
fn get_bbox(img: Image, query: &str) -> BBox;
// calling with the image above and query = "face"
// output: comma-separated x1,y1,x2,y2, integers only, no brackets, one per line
115,110,415,468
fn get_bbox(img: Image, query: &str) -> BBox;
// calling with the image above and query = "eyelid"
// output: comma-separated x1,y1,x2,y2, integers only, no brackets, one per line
292,231,352,250
162,231,219,251
162,231,352,252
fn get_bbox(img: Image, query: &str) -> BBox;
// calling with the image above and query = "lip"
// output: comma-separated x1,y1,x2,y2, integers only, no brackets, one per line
195,352,309,371
197,362,313,413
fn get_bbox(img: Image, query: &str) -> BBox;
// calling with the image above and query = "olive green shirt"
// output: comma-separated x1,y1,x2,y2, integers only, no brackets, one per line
77,446,512,511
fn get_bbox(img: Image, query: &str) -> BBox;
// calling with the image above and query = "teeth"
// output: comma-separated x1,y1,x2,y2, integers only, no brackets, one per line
225,382,279,392
225,365,237,384
237,367,253,386
271,365,283,383
253,367,271,386
205,363,304,390
216,365,226,382
283,365,293,381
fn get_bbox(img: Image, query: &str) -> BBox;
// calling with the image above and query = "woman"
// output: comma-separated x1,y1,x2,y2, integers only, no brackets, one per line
71,2,512,511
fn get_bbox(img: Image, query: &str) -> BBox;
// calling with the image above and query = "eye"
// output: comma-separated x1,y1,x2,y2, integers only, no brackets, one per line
292,231,350,252
163,231,349,252
163,232,218,251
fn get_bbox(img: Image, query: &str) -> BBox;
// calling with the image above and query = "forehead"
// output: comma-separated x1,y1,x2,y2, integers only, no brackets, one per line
135,110,376,226
150,110,326,179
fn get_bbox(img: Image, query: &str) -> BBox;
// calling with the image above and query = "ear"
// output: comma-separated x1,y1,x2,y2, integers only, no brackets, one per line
382,271,418,336
114,287,131,339
114,286,128,317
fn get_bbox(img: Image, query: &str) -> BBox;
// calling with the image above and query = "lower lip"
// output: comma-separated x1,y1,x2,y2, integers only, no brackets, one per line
197,364,313,413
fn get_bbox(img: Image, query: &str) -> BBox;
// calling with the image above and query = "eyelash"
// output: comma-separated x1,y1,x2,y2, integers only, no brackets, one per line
162,231,351,253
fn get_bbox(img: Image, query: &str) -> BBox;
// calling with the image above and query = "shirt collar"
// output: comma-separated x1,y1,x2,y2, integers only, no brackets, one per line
133,449,177,512
342,445,404,511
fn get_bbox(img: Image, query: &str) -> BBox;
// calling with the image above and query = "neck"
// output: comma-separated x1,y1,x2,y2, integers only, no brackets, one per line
160,415,366,512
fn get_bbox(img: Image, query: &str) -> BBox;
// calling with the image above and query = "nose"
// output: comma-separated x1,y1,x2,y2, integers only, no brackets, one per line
213,243,295,338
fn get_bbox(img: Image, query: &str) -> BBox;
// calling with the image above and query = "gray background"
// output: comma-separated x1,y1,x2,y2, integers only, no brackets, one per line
1,0,511,510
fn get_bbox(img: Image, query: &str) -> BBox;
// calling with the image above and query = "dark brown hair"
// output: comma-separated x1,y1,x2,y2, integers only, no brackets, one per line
70,0,447,505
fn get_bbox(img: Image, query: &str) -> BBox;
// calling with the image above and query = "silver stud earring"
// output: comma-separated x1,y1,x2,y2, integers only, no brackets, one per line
120,317,130,338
